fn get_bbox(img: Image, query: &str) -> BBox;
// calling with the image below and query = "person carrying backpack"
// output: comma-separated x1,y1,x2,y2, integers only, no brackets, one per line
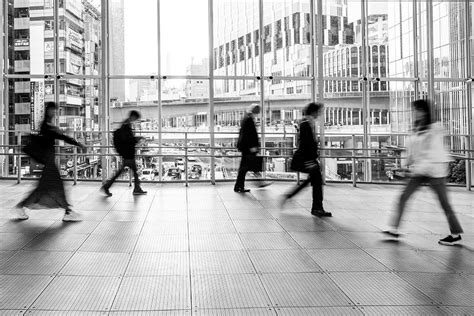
101,110,147,196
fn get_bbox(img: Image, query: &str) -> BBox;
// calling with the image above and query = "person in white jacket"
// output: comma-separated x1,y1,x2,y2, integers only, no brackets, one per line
384,99,463,246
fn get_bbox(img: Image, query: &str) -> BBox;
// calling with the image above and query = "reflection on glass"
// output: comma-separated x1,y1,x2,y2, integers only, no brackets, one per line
213,0,260,76
261,0,312,77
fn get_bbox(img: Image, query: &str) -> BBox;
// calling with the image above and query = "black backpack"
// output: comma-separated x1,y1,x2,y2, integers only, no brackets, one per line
113,125,127,156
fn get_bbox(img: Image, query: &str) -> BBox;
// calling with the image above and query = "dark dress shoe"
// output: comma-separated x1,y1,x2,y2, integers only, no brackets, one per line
311,210,332,217
234,187,250,193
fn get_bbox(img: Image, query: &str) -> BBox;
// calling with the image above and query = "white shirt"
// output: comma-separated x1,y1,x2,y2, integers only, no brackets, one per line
407,123,451,178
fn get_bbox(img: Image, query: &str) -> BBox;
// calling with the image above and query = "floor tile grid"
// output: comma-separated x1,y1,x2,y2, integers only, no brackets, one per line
3,191,126,312
215,190,363,310
248,190,456,311
20,188,156,314
103,189,167,312
193,190,277,310
1,181,472,314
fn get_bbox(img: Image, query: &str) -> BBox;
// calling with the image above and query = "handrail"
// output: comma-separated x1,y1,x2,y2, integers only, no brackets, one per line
0,130,472,189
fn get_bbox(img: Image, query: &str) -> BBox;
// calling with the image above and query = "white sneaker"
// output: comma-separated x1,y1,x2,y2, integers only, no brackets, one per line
15,207,29,220
63,210,82,222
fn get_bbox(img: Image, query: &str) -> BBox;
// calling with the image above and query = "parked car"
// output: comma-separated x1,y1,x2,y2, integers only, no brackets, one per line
140,168,154,181
167,167,182,180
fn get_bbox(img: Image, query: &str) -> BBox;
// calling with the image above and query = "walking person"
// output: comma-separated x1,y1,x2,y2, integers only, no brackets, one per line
282,102,331,217
16,102,86,221
101,110,147,196
384,99,463,245
234,104,271,193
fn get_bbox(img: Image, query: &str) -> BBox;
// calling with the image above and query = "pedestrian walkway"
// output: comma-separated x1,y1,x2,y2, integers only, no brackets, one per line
1,180,473,315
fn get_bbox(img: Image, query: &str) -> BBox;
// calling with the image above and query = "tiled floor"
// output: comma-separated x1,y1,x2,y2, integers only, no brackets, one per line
0,180,473,315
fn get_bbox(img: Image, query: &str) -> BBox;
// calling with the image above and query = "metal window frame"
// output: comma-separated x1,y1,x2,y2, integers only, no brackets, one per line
1,0,473,188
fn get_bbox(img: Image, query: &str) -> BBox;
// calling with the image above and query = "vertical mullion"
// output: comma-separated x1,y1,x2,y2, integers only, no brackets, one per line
360,0,370,182
157,0,162,182
100,0,109,182
258,0,265,160
310,0,316,102
316,0,325,182
426,0,434,102
54,0,59,107
208,0,216,184
464,0,472,190
413,0,420,99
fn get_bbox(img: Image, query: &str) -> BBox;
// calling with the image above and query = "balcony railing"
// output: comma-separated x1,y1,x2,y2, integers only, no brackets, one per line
0,130,472,190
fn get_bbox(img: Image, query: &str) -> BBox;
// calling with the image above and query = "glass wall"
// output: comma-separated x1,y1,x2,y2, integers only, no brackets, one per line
1,0,472,186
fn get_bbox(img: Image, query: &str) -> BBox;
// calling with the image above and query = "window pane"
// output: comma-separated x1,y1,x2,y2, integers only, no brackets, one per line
433,1,467,78
214,0,260,76
8,0,55,75
58,0,102,76
262,0,311,77
161,0,208,76
162,79,210,181
109,0,157,75
265,79,311,180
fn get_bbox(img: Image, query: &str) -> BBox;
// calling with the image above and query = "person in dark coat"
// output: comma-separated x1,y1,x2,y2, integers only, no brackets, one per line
234,104,271,193
16,102,86,221
101,110,147,196
282,102,331,217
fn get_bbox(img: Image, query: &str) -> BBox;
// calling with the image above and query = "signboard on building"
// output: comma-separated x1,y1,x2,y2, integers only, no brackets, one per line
64,0,83,19
14,39,29,47
66,27,83,51
30,81,45,131
66,51,83,75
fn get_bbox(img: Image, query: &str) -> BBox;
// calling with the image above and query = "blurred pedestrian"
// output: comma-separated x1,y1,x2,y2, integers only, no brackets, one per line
282,102,331,217
384,99,463,245
234,104,271,193
101,110,147,196
16,102,86,221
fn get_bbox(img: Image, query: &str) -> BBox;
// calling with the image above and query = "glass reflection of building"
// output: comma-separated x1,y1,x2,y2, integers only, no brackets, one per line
388,1,472,151
7,0,101,144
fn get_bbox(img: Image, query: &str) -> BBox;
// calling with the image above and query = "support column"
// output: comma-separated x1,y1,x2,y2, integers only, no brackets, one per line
209,0,216,184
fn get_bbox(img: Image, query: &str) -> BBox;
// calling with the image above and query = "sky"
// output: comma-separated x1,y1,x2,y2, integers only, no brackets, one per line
122,0,209,75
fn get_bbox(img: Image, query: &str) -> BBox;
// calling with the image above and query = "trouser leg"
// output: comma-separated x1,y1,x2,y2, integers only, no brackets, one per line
235,155,250,189
429,178,463,234
125,159,140,188
310,167,324,210
287,177,311,199
391,176,423,228
106,164,125,189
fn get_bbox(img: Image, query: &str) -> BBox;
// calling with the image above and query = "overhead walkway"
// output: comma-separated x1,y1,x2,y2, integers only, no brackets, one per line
0,181,473,315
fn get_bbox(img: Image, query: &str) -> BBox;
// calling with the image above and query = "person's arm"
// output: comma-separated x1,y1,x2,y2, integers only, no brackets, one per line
50,125,84,148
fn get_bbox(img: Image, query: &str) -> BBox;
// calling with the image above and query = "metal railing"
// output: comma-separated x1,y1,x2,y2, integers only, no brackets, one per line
0,130,472,190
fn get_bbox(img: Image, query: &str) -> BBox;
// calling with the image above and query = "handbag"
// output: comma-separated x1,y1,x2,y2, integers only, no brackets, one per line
23,134,48,164
291,150,319,173
290,150,304,171
245,155,263,172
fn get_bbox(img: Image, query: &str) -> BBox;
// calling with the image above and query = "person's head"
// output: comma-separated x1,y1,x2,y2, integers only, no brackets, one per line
304,102,323,119
128,110,141,122
247,103,261,115
44,102,57,122
412,99,432,131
